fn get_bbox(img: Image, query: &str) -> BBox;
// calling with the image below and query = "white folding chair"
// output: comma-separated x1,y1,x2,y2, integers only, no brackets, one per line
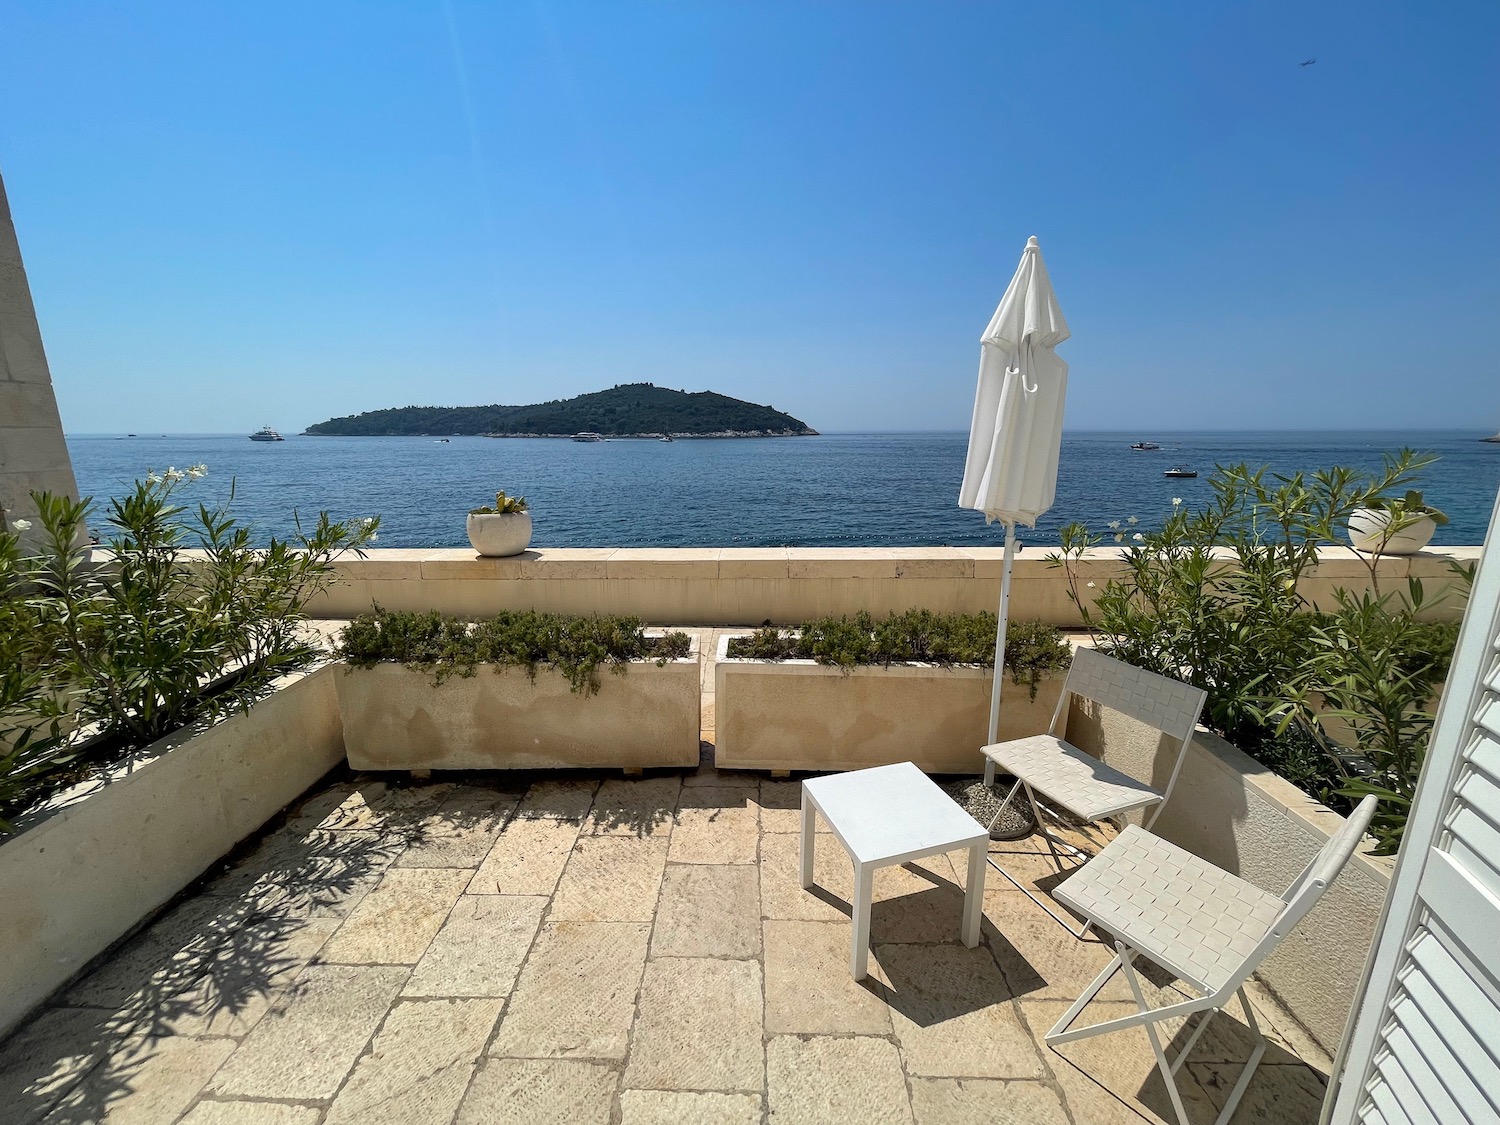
981,646,1207,932
1044,794,1378,1125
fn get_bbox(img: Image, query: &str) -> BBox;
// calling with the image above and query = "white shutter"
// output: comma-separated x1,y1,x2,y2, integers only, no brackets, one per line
1326,487,1500,1125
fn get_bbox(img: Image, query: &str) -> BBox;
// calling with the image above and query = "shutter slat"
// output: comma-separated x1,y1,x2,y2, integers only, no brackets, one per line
1373,1048,1443,1125
1389,995,1488,1120
1469,730,1500,783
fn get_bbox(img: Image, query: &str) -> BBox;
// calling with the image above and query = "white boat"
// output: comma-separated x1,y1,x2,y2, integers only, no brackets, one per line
572,432,603,443
249,425,284,442
659,433,674,442
1483,430,1500,444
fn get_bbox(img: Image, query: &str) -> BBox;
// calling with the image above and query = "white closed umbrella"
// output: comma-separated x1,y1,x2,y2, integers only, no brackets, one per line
958,236,1070,784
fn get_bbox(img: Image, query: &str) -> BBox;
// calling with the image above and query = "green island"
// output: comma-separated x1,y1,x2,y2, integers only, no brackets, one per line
304,383,819,437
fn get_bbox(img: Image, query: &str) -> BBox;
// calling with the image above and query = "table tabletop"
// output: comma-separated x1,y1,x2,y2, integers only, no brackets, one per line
803,761,987,866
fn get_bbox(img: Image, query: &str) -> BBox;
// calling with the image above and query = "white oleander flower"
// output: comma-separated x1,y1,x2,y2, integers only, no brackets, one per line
368,532,378,542
1172,497,1182,506
1085,580,1096,588
1113,533,1124,543
187,463,207,479
1107,520,1121,530
1132,532,1145,542
362,517,378,527
146,472,161,484
11,519,30,531
1127,516,1139,525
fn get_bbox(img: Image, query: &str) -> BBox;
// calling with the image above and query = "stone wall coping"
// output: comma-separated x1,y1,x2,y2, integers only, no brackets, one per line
216,543,1485,582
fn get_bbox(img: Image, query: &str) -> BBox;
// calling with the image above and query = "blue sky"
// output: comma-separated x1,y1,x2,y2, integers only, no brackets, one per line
1,1,1496,434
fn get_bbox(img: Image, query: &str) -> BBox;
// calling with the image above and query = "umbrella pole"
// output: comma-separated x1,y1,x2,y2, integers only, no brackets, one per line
983,520,1018,787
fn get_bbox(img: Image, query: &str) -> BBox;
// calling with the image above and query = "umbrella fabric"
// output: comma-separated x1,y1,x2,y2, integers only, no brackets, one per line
958,237,1070,528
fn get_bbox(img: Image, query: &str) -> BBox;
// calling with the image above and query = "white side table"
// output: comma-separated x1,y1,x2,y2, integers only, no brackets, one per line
801,761,989,979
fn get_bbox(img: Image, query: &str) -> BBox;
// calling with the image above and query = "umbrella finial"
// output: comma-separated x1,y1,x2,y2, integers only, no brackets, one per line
1026,236,1040,249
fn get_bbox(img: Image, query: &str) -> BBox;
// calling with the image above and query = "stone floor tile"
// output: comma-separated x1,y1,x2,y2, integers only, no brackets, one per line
651,865,760,959
394,790,518,868
909,1078,1071,1125
209,964,409,1100
984,911,1145,1004
624,958,763,1092
513,778,599,823
758,832,850,923
762,920,893,1035
40,1035,235,1125
319,867,470,964
63,895,241,1010
206,828,404,921
0,1006,142,1125
549,836,669,922
619,1090,763,1125
489,921,650,1060
1022,999,1219,1125
455,1058,615,1125
765,1035,914,1125
755,780,804,832
153,916,343,1039
667,787,759,864
178,1102,320,1125
878,943,1045,1079
470,814,581,896
403,895,546,998
324,998,504,1125
586,776,681,836
1188,1061,1328,1124
291,780,454,833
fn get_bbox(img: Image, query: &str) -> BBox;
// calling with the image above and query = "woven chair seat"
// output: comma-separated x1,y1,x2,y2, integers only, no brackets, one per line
983,735,1164,822
1054,825,1286,993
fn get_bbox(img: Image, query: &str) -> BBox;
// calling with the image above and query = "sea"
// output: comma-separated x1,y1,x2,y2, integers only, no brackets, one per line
64,431,1500,550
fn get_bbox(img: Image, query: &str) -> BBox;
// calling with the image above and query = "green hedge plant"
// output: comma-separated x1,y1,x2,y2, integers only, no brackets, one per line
724,610,1071,701
338,608,693,695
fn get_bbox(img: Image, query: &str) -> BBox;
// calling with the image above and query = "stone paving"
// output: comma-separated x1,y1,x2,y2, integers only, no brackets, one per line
0,764,1335,1125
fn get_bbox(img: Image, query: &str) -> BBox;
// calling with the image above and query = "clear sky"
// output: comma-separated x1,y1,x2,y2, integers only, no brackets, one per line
1,1,1496,435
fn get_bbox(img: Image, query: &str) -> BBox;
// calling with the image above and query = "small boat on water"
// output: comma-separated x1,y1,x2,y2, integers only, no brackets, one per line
572,432,603,443
1483,431,1500,444
1163,467,1197,478
435,438,450,443
1130,441,1161,451
249,425,284,442
659,433,674,442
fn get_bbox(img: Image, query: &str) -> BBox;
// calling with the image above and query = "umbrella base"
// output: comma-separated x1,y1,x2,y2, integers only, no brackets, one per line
942,775,1039,841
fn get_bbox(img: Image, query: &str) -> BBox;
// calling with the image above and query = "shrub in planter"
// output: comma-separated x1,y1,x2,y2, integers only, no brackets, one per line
724,609,1069,700
1049,449,1464,853
337,608,692,694
0,469,377,829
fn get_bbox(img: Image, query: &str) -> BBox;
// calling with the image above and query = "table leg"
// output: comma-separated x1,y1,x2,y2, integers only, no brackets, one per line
962,842,985,948
800,790,816,889
850,862,874,979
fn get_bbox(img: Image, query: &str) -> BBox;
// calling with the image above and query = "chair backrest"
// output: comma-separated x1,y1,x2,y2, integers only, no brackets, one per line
1048,647,1209,824
1216,794,1379,998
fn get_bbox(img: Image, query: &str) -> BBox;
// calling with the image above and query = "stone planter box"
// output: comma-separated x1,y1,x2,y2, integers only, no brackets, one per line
0,666,346,1038
713,634,1065,774
336,635,701,771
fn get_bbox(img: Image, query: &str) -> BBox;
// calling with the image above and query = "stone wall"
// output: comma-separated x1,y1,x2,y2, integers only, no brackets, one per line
0,171,78,536
302,545,1479,626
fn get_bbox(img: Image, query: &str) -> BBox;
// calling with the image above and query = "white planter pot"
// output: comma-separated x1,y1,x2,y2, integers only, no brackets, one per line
1347,508,1435,555
466,512,532,557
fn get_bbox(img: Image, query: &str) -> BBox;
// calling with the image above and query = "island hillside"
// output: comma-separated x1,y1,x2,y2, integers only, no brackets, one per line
304,384,818,437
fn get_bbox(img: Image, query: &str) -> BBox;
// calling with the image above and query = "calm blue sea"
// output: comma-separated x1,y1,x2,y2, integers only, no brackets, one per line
63,431,1500,550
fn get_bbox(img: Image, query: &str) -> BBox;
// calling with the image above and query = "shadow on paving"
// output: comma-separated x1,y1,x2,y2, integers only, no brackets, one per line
0,776,459,1125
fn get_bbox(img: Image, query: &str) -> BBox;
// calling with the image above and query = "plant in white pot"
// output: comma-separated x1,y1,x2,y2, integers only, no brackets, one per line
1347,489,1447,555
466,490,532,557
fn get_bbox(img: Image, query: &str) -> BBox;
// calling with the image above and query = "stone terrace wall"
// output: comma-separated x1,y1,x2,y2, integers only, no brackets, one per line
304,545,1478,626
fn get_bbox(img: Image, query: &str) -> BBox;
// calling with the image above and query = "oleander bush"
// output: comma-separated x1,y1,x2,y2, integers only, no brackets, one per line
724,610,1070,700
0,470,377,832
338,608,693,694
1050,449,1465,853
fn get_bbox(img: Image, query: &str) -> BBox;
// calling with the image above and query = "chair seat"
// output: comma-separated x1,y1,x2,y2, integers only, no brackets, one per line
983,735,1164,822
1054,825,1286,993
